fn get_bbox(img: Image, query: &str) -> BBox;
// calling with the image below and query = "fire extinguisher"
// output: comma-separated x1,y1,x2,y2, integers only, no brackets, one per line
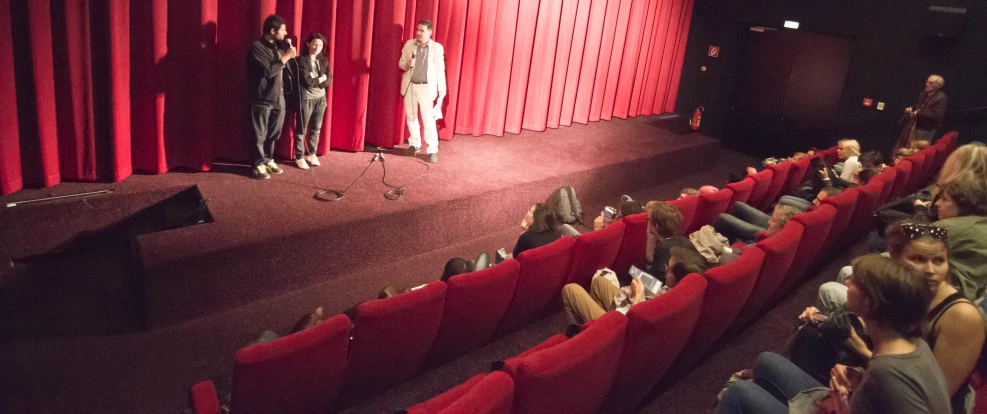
690,105,704,131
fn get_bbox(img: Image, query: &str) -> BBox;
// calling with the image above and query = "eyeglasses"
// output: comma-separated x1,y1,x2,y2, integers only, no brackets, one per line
900,223,948,242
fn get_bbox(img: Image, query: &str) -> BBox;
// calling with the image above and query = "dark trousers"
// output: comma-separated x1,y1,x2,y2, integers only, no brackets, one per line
712,202,770,243
250,96,285,167
294,95,327,158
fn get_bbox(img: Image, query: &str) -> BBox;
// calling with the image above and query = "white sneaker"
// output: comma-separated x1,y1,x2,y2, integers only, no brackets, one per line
295,158,309,169
307,155,321,167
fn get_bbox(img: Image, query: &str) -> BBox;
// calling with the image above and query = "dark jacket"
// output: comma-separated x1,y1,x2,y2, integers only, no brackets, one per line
295,54,331,91
913,90,947,132
247,37,286,104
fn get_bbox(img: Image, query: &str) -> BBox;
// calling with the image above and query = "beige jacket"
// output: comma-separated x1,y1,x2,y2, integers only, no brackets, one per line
399,39,446,100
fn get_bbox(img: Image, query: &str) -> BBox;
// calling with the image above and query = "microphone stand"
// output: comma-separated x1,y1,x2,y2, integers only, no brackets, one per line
314,151,384,202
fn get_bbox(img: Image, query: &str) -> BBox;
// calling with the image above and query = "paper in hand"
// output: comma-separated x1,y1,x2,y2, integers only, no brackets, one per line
433,104,443,120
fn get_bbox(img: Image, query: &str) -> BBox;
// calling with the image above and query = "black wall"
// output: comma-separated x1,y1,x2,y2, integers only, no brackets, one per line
676,0,987,156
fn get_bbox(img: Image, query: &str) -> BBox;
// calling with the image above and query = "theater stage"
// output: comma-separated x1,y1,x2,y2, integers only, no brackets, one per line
0,114,761,412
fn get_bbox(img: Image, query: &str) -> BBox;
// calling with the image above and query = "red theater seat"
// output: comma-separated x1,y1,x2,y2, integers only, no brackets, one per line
757,162,791,211
746,169,774,210
428,260,520,367
406,372,514,414
669,247,765,374
873,168,897,206
504,311,627,414
783,158,811,196
820,147,840,165
566,221,626,288
189,313,352,414
818,188,859,259
667,196,698,236
734,222,803,328
497,236,576,335
343,282,447,402
725,177,755,208
781,205,836,293
604,274,707,414
611,212,649,277
889,160,913,200
920,146,939,186
687,188,734,234
905,150,928,194
845,179,884,243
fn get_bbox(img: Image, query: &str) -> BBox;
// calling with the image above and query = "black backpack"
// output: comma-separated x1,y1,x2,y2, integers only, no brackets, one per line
547,185,583,225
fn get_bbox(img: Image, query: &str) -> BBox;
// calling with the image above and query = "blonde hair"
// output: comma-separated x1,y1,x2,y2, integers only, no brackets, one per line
839,139,861,157
939,144,987,187
928,74,945,89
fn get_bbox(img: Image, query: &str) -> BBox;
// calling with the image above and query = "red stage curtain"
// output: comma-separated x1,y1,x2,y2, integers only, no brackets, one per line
0,0,693,195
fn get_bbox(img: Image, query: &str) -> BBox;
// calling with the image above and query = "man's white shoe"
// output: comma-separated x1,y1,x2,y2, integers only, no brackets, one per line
295,158,310,169
307,155,321,167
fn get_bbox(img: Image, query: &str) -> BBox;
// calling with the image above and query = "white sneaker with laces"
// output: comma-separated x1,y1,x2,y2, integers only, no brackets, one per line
307,155,321,167
295,158,309,169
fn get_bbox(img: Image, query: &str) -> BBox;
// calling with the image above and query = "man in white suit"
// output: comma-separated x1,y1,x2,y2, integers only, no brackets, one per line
399,20,446,163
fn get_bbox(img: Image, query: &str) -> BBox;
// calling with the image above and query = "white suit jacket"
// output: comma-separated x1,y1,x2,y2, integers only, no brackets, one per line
399,39,446,100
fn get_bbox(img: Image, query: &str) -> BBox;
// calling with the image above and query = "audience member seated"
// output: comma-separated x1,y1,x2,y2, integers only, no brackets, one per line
645,202,697,275
802,223,984,413
700,185,720,195
893,147,916,166
712,203,801,245
914,179,987,300
792,157,845,200
833,139,861,182
780,186,841,210
513,203,564,258
594,199,645,231
679,188,700,198
717,254,951,414
912,139,931,150
522,203,580,237
561,246,707,324
377,255,488,299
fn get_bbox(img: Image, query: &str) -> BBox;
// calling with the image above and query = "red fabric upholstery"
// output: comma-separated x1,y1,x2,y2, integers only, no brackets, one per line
566,221,626,287
604,274,707,414
670,247,765,374
505,311,627,414
687,188,734,234
757,163,791,211
818,188,859,258
190,380,221,414
497,236,576,335
343,282,447,402
889,160,913,200
783,205,836,291
734,222,804,328
820,147,840,165
428,260,520,367
783,158,811,196
667,196,698,236
920,147,939,186
407,372,515,414
725,177,755,208
502,333,569,375
746,169,774,210
845,179,884,242
229,313,351,413
611,212,648,277
873,168,897,206
905,150,928,194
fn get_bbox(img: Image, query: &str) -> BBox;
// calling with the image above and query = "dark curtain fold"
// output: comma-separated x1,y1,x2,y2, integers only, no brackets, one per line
0,0,693,195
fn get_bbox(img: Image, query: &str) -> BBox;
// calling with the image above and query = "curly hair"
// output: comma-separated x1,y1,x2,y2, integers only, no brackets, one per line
648,202,683,238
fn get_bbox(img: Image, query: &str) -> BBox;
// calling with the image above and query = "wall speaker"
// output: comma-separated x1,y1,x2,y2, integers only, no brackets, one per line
921,5,967,39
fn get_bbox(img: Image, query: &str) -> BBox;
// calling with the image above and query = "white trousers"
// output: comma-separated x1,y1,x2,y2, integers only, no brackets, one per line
404,83,439,154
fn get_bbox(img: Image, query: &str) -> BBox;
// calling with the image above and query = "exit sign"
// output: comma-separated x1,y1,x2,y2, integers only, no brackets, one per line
708,46,719,58
862,98,874,108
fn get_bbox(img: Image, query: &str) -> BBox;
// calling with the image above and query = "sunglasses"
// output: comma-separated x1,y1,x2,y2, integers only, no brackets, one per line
900,223,948,242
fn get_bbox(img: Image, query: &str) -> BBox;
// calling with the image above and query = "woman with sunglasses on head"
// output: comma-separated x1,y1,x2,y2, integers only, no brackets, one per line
804,222,985,413
718,254,951,414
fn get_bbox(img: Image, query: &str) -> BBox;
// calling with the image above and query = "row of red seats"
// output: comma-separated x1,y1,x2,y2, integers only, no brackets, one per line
190,133,958,413
404,133,958,414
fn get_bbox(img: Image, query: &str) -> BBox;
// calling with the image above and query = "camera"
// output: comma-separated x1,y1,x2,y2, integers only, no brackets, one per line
602,206,617,219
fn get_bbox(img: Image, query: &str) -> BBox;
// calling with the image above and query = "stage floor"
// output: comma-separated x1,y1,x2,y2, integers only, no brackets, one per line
0,114,757,412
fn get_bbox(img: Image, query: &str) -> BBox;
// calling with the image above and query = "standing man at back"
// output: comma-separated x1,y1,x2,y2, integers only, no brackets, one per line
247,14,296,179
399,20,446,163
